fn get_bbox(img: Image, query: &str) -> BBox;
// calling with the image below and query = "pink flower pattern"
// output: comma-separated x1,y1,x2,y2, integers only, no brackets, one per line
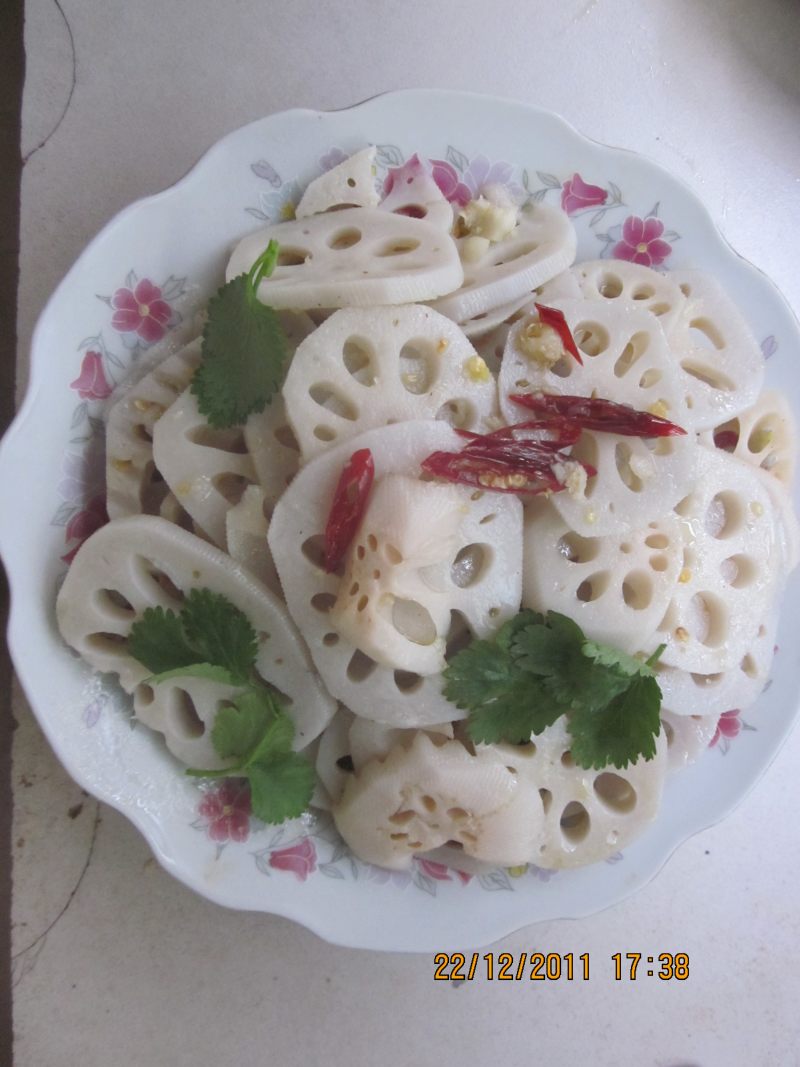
710,709,742,748
417,858,472,884
560,173,608,216
70,350,113,400
61,494,108,564
197,780,252,843
111,278,172,343
613,215,672,267
269,838,317,881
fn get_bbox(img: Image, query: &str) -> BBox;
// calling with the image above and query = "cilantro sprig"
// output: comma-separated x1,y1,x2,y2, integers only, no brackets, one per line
129,588,313,823
444,610,664,769
192,239,289,428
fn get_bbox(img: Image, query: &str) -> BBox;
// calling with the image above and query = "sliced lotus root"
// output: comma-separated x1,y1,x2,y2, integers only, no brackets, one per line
660,710,718,773
296,147,379,217
378,154,455,230
152,388,258,549
701,389,796,490
656,611,777,718
225,484,282,597
55,515,336,750
501,301,693,536
242,395,302,513
459,289,534,340
492,718,668,869
267,421,522,726
649,447,782,673
314,706,356,805
429,201,576,322
348,717,453,771
522,500,682,653
333,732,546,870
134,673,245,769
557,260,688,338
226,208,463,310
281,304,499,462
535,268,583,304
106,337,202,518
667,269,764,430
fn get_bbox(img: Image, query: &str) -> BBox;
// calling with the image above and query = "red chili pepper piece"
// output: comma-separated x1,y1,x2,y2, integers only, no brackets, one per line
510,393,687,438
422,450,566,495
534,303,583,366
324,448,375,573
456,419,581,451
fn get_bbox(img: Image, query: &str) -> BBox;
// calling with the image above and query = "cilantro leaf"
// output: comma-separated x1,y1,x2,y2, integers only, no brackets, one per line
179,589,257,683
192,241,288,428
444,630,563,744
568,674,662,769
129,606,199,674
145,663,241,686
211,689,274,762
582,640,657,677
247,754,316,824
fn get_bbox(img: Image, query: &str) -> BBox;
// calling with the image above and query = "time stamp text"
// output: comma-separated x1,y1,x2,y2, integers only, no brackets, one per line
433,952,690,982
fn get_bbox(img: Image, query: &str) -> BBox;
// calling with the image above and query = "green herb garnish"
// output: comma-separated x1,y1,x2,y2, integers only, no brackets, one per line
129,587,313,823
444,610,664,769
191,240,288,428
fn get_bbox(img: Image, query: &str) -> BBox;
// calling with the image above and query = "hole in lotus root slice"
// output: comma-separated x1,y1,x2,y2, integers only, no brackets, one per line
576,572,611,603
615,441,644,493
450,543,489,588
649,554,669,573
639,368,662,389
557,531,601,564
444,611,473,662
720,554,758,589
435,398,476,428
593,773,637,814
311,592,337,613
613,331,650,378
391,599,437,646
168,689,206,739
145,566,185,603
187,424,248,454
87,632,129,656
631,284,655,301
598,272,623,298
573,321,610,358
560,801,591,843
323,632,339,647
314,425,338,442
688,317,725,351
277,247,311,267
705,491,746,540
342,336,377,386
134,683,155,707
212,472,251,507
688,592,729,648
741,653,758,678
95,588,136,620
394,669,424,693
539,788,552,814
376,238,422,257
621,570,653,610
273,423,301,451
346,649,378,682
327,227,362,250
681,360,736,392
308,383,358,420
549,355,575,379
399,339,436,394
140,460,171,514
301,534,326,569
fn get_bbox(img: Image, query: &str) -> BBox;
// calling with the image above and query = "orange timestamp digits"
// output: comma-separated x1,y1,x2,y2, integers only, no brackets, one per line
611,952,690,980
433,952,591,981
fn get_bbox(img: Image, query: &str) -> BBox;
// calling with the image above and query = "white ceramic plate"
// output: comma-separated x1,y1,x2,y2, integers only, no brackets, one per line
3,90,799,952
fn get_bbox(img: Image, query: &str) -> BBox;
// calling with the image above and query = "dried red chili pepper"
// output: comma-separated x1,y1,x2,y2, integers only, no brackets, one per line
534,303,583,366
323,448,375,573
510,393,687,438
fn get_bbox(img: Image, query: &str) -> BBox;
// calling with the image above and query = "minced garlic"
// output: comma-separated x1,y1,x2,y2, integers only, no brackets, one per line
463,355,491,383
459,196,518,243
517,321,563,367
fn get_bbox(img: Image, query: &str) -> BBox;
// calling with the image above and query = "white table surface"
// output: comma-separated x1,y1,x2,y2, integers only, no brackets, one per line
12,1,800,1063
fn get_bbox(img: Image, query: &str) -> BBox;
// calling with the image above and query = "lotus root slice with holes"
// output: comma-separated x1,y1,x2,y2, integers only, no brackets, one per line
333,732,546,869
522,500,682,653
267,421,522,727
226,208,463,309
281,304,499,462
55,515,336,750
296,147,379,217
430,201,576,322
